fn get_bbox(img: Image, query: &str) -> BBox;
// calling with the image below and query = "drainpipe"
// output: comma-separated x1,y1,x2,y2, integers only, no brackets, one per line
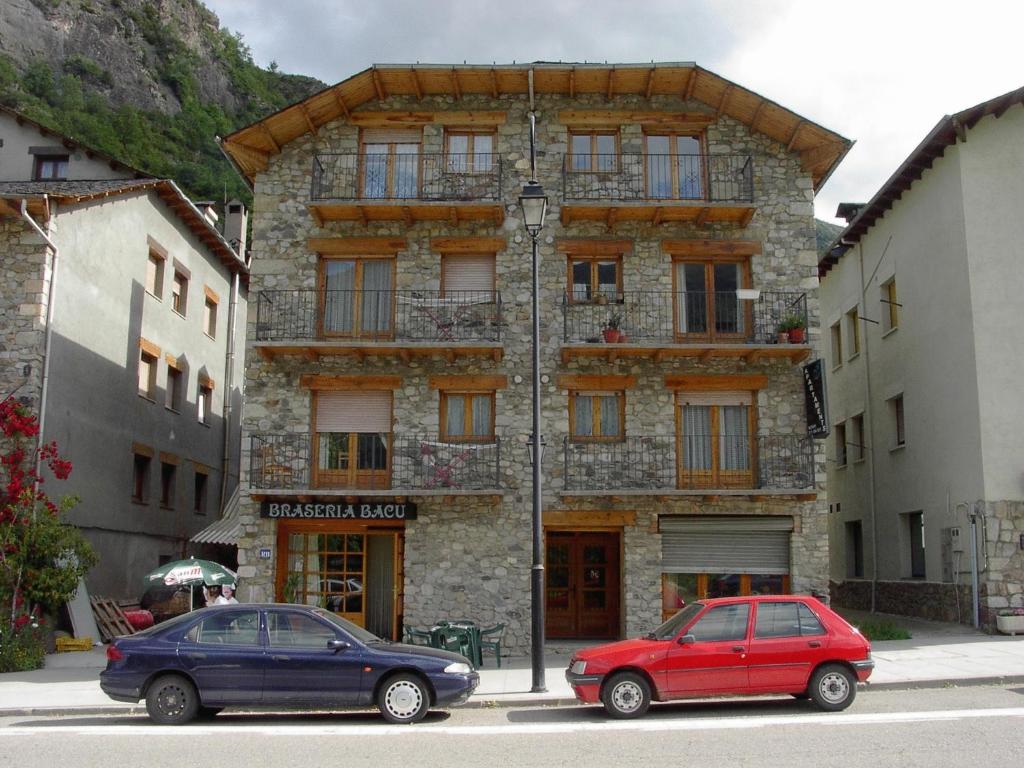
19,198,58,510
856,240,880,613
219,268,240,509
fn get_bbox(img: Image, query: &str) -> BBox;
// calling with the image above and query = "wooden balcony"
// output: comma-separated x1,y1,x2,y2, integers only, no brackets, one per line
560,153,756,229
561,290,811,364
253,289,504,362
308,152,504,225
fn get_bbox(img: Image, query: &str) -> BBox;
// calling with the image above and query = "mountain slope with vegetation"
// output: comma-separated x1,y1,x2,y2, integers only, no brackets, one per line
0,0,324,202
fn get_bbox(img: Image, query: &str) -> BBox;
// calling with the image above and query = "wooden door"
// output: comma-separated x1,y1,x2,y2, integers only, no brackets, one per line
545,531,620,639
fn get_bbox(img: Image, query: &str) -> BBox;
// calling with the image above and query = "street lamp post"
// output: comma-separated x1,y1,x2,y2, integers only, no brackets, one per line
519,111,548,693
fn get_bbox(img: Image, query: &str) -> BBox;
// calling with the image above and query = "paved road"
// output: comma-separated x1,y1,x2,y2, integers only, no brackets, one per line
1,686,1023,767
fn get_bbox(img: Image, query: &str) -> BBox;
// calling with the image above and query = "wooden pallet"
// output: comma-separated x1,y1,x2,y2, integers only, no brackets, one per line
89,597,136,642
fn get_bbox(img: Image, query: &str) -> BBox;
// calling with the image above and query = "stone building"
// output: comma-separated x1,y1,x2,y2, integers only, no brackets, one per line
821,86,1024,628
0,106,249,599
222,63,849,653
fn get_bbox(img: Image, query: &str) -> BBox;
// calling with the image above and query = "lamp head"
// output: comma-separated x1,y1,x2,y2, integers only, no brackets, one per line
518,180,548,236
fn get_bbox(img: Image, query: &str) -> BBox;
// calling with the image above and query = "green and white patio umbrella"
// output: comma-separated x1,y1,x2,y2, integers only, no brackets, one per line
142,557,237,610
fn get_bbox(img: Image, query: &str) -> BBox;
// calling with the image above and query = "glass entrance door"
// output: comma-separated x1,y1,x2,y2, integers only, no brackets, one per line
545,531,620,639
279,529,400,639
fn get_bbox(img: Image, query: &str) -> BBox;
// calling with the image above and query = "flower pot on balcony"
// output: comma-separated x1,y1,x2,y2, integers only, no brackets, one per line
602,328,622,343
777,331,789,344
787,327,806,344
996,613,1024,636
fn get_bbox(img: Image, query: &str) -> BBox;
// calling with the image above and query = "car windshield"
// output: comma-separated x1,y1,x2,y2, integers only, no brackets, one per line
313,608,381,644
647,602,705,640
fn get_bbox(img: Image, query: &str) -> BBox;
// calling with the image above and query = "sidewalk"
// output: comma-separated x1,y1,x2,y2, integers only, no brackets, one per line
2,611,1023,716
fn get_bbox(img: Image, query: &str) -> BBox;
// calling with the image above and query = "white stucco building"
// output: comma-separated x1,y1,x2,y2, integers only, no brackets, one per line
820,87,1024,628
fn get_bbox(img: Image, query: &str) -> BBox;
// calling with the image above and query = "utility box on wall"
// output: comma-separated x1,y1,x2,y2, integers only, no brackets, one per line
949,526,963,552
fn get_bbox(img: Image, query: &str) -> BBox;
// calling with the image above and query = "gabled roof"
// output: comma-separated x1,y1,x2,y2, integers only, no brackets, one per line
819,85,1024,276
222,62,851,190
0,179,247,276
0,104,153,180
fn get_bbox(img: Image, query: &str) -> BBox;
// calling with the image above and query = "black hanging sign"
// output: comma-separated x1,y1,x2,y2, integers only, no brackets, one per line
260,501,417,520
803,358,829,438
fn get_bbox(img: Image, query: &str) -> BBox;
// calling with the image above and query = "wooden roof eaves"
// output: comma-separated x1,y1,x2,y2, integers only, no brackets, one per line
223,62,850,187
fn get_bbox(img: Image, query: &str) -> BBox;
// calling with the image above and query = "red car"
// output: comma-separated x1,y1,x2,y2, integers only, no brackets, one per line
566,595,873,718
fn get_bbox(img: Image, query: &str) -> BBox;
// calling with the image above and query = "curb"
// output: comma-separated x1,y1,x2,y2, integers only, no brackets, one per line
4,677,1024,718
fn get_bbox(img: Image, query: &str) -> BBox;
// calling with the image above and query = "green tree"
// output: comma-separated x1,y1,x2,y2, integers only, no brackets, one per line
0,399,96,672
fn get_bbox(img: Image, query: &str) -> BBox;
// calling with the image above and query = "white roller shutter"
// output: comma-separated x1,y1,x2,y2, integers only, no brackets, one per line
361,128,422,144
677,391,752,406
443,255,495,295
661,515,792,574
315,391,392,433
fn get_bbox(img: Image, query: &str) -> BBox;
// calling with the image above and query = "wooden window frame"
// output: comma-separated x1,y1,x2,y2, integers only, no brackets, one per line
439,390,496,443
358,132,422,199
846,306,861,358
674,394,758,489
317,256,397,340
643,132,707,201
831,322,843,369
850,414,865,462
882,277,899,332
569,390,626,443
146,248,165,299
567,131,620,173
33,154,68,181
661,573,791,621
138,348,158,401
671,255,752,341
835,421,847,467
132,452,151,503
203,286,219,338
311,389,394,490
566,253,623,305
198,382,213,426
444,129,496,174
165,364,183,412
172,269,189,317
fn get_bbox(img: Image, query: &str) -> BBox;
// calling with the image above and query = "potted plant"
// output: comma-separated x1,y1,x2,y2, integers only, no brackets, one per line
996,606,1024,635
602,313,622,343
778,314,806,344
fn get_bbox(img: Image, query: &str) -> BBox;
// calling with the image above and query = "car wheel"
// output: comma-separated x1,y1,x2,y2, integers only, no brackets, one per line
196,706,223,719
146,674,200,725
808,664,856,711
601,672,651,719
378,673,429,724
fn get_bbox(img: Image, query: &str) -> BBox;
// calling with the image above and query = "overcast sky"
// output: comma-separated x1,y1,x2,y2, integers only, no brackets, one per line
204,0,1023,223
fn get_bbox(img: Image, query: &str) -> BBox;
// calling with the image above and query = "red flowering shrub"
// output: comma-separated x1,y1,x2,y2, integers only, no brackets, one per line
0,398,95,672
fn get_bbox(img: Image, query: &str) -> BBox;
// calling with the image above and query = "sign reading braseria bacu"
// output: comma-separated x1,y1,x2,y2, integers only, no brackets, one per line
260,501,417,520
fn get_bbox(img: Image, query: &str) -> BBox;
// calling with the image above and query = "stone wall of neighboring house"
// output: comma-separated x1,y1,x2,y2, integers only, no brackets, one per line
0,217,49,411
238,91,826,653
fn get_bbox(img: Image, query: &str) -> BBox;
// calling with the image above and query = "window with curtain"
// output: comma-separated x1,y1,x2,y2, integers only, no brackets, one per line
678,394,753,487
674,260,746,338
568,255,622,303
570,391,624,441
569,132,618,172
441,391,495,442
446,132,494,172
321,258,394,337
645,134,703,199
361,129,420,199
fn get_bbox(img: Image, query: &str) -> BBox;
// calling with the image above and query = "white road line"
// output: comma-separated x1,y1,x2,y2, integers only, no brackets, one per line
2,707,1024,737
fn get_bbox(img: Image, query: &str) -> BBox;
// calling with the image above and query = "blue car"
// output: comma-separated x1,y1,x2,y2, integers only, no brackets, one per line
100,603,479,725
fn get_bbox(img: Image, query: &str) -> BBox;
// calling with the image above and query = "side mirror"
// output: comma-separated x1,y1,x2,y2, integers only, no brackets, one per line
677,634,696,646
327,639,351,651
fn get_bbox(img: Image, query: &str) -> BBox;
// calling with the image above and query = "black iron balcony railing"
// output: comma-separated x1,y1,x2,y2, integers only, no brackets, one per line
311,152,503,201
250,433,502,491
563,435,814,492
255,289,503,343
562,153,753,203
562,290,807,345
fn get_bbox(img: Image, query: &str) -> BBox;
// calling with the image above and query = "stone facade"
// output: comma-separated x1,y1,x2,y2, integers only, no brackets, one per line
0,219,49,409
238,87,829,654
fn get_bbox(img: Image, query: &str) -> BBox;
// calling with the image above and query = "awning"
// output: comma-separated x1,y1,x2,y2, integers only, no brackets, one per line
191,486,241,545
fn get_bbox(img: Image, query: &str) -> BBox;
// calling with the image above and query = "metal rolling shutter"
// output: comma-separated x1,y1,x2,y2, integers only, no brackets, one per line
660,516,792,574
315,391,392,433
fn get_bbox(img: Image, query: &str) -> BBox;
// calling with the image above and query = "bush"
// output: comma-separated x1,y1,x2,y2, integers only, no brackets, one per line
0,622,46,673
856,620,911,641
